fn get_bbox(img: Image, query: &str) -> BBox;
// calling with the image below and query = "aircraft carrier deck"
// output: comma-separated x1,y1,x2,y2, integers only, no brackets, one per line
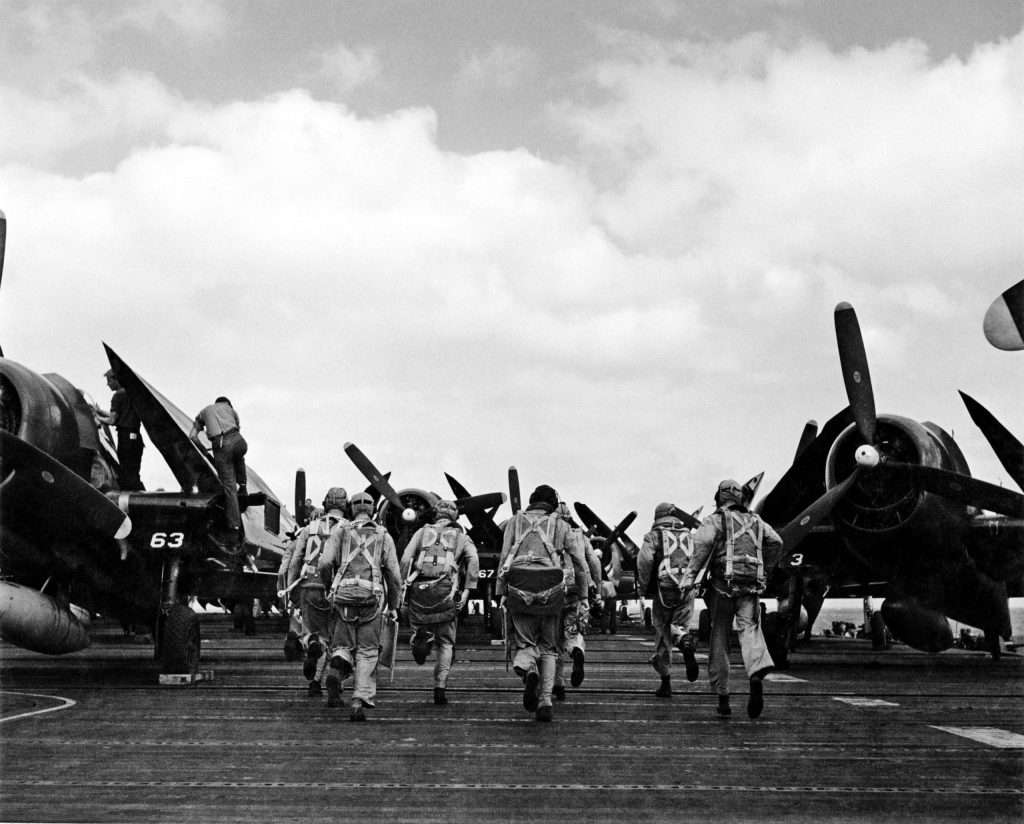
2,614,1022,823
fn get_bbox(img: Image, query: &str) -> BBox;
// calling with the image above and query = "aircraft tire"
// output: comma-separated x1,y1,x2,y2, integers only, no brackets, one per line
162,604,201,675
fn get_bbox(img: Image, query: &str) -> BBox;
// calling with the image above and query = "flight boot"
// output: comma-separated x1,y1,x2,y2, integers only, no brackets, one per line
307,679,322,697
552,684,566,701
716,695,732,717
283,631,302,662
433,687,448,706
570,648,585,687
747,677,765,719
655,675,672,698
303,634,323,680
350,698,366,722
411,628,433,666
325,675,343,708
535,704,553,722
682,647,699,683
518,668,540,712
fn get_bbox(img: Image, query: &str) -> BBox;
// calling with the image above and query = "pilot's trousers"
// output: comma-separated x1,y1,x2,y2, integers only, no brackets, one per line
648,593,695,678
327,604,382,705
509,610,559,708
212,430,248,531
706,588,774,696
411,619,457,688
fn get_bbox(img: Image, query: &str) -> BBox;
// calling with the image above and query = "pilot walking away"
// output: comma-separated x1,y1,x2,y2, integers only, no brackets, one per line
189,396,248,545
278,487,349,696
400,499,479,705
637,503,700,698
99,369,145,490
496,484,582,722
318,491,402,721
681,480,783,718
552,502,597,701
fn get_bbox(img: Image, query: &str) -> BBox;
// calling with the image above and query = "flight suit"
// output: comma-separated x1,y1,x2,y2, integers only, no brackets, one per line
553,527,598,696
683,505,783,709
319,512,402,715
400,516,480,696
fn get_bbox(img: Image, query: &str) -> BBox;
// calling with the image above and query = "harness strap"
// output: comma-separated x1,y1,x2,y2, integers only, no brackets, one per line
723,510,764,584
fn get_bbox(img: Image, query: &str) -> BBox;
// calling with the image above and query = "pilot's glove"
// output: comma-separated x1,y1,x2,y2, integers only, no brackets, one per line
386,608,399,623
457,590,470,610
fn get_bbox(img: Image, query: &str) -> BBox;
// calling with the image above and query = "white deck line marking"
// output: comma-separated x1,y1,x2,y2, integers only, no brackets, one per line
932,727,1024,749
0,691,77,723
833,697,899,707
765,673,806,683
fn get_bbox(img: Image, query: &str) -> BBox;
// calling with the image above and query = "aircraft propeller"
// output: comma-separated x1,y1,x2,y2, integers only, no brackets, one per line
508,466,521,513
343,442,417,523
959,391,1024,493
294,468,307,526
835,301,878,449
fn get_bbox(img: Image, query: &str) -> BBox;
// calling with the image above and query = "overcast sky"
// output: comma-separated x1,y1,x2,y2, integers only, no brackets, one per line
1,0,1022,533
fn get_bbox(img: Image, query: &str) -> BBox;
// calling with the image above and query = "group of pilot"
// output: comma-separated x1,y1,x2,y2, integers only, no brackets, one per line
277,479,783,723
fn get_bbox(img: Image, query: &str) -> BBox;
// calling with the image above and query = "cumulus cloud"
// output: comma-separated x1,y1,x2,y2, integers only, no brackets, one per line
456,43,539,93
311,43,383,95
0,21,1021,519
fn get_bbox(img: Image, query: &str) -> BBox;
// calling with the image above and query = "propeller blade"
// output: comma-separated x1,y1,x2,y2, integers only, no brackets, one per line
508,466,521,514
887,462,1024,518
0,209,6,290
0,431,132,539
344,442,403,511
959,391,1024,492
983,278,1024,351
778,469,860,551
668,506,702,530
573,502,611,537
445,472,472,501
743,471,765,507
758,406,854,525
455,491,507,514
294,468,307,525
604,511,637,551
835,302,877,444
794,420,818,461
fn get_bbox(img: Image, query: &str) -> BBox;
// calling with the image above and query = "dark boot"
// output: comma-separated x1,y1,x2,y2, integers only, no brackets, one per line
283,631,302,662
303,634,322,680
717,695,732,717
325,675,343,708
307,680,322,697
552,684,566,701
747,677,764,719
535,705,553,722
655,676,672,698
570,648,585,687
350,698,366,722
411,629,432,665
433,687,447,706
682,647,699,683
522,670,540,712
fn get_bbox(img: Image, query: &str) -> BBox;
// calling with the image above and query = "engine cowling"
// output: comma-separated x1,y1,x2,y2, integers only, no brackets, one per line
825,414,971,534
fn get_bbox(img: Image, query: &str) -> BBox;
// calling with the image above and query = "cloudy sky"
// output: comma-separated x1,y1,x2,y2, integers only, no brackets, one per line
1,0,1022,532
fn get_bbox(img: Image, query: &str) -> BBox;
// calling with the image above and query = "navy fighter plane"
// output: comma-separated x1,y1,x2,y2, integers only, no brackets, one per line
0,212,291,673
760,302,1024,661
343,442,506,629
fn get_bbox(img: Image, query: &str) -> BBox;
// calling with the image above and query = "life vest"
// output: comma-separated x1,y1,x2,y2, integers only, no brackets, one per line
652,525,693,608
499,511,570,615
300,514,344,582
721,509,766,595
405,523,461,624
329,521,387,606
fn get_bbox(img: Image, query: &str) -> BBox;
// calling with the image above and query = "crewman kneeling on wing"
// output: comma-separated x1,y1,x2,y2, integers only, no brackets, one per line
400,499,479,705
638,503,699,698
496,484,586,722
552,502,597,701
318,491,402,721
681,480,783,719
278,487,349,695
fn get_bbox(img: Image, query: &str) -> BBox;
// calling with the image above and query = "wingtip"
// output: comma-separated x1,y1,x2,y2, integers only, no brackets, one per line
835,301,853,313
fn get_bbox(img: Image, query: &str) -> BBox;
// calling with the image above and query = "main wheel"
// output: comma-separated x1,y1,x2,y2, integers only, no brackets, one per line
161,604,200,675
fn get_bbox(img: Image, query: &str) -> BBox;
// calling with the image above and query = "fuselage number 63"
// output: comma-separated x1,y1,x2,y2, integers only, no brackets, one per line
149,532,185,549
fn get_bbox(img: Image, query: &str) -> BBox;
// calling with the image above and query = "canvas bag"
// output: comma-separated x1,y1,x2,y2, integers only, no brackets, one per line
655,526,693,608
406,524,461,624
722,509,766,595
329,523,386,607
499,511,569,616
